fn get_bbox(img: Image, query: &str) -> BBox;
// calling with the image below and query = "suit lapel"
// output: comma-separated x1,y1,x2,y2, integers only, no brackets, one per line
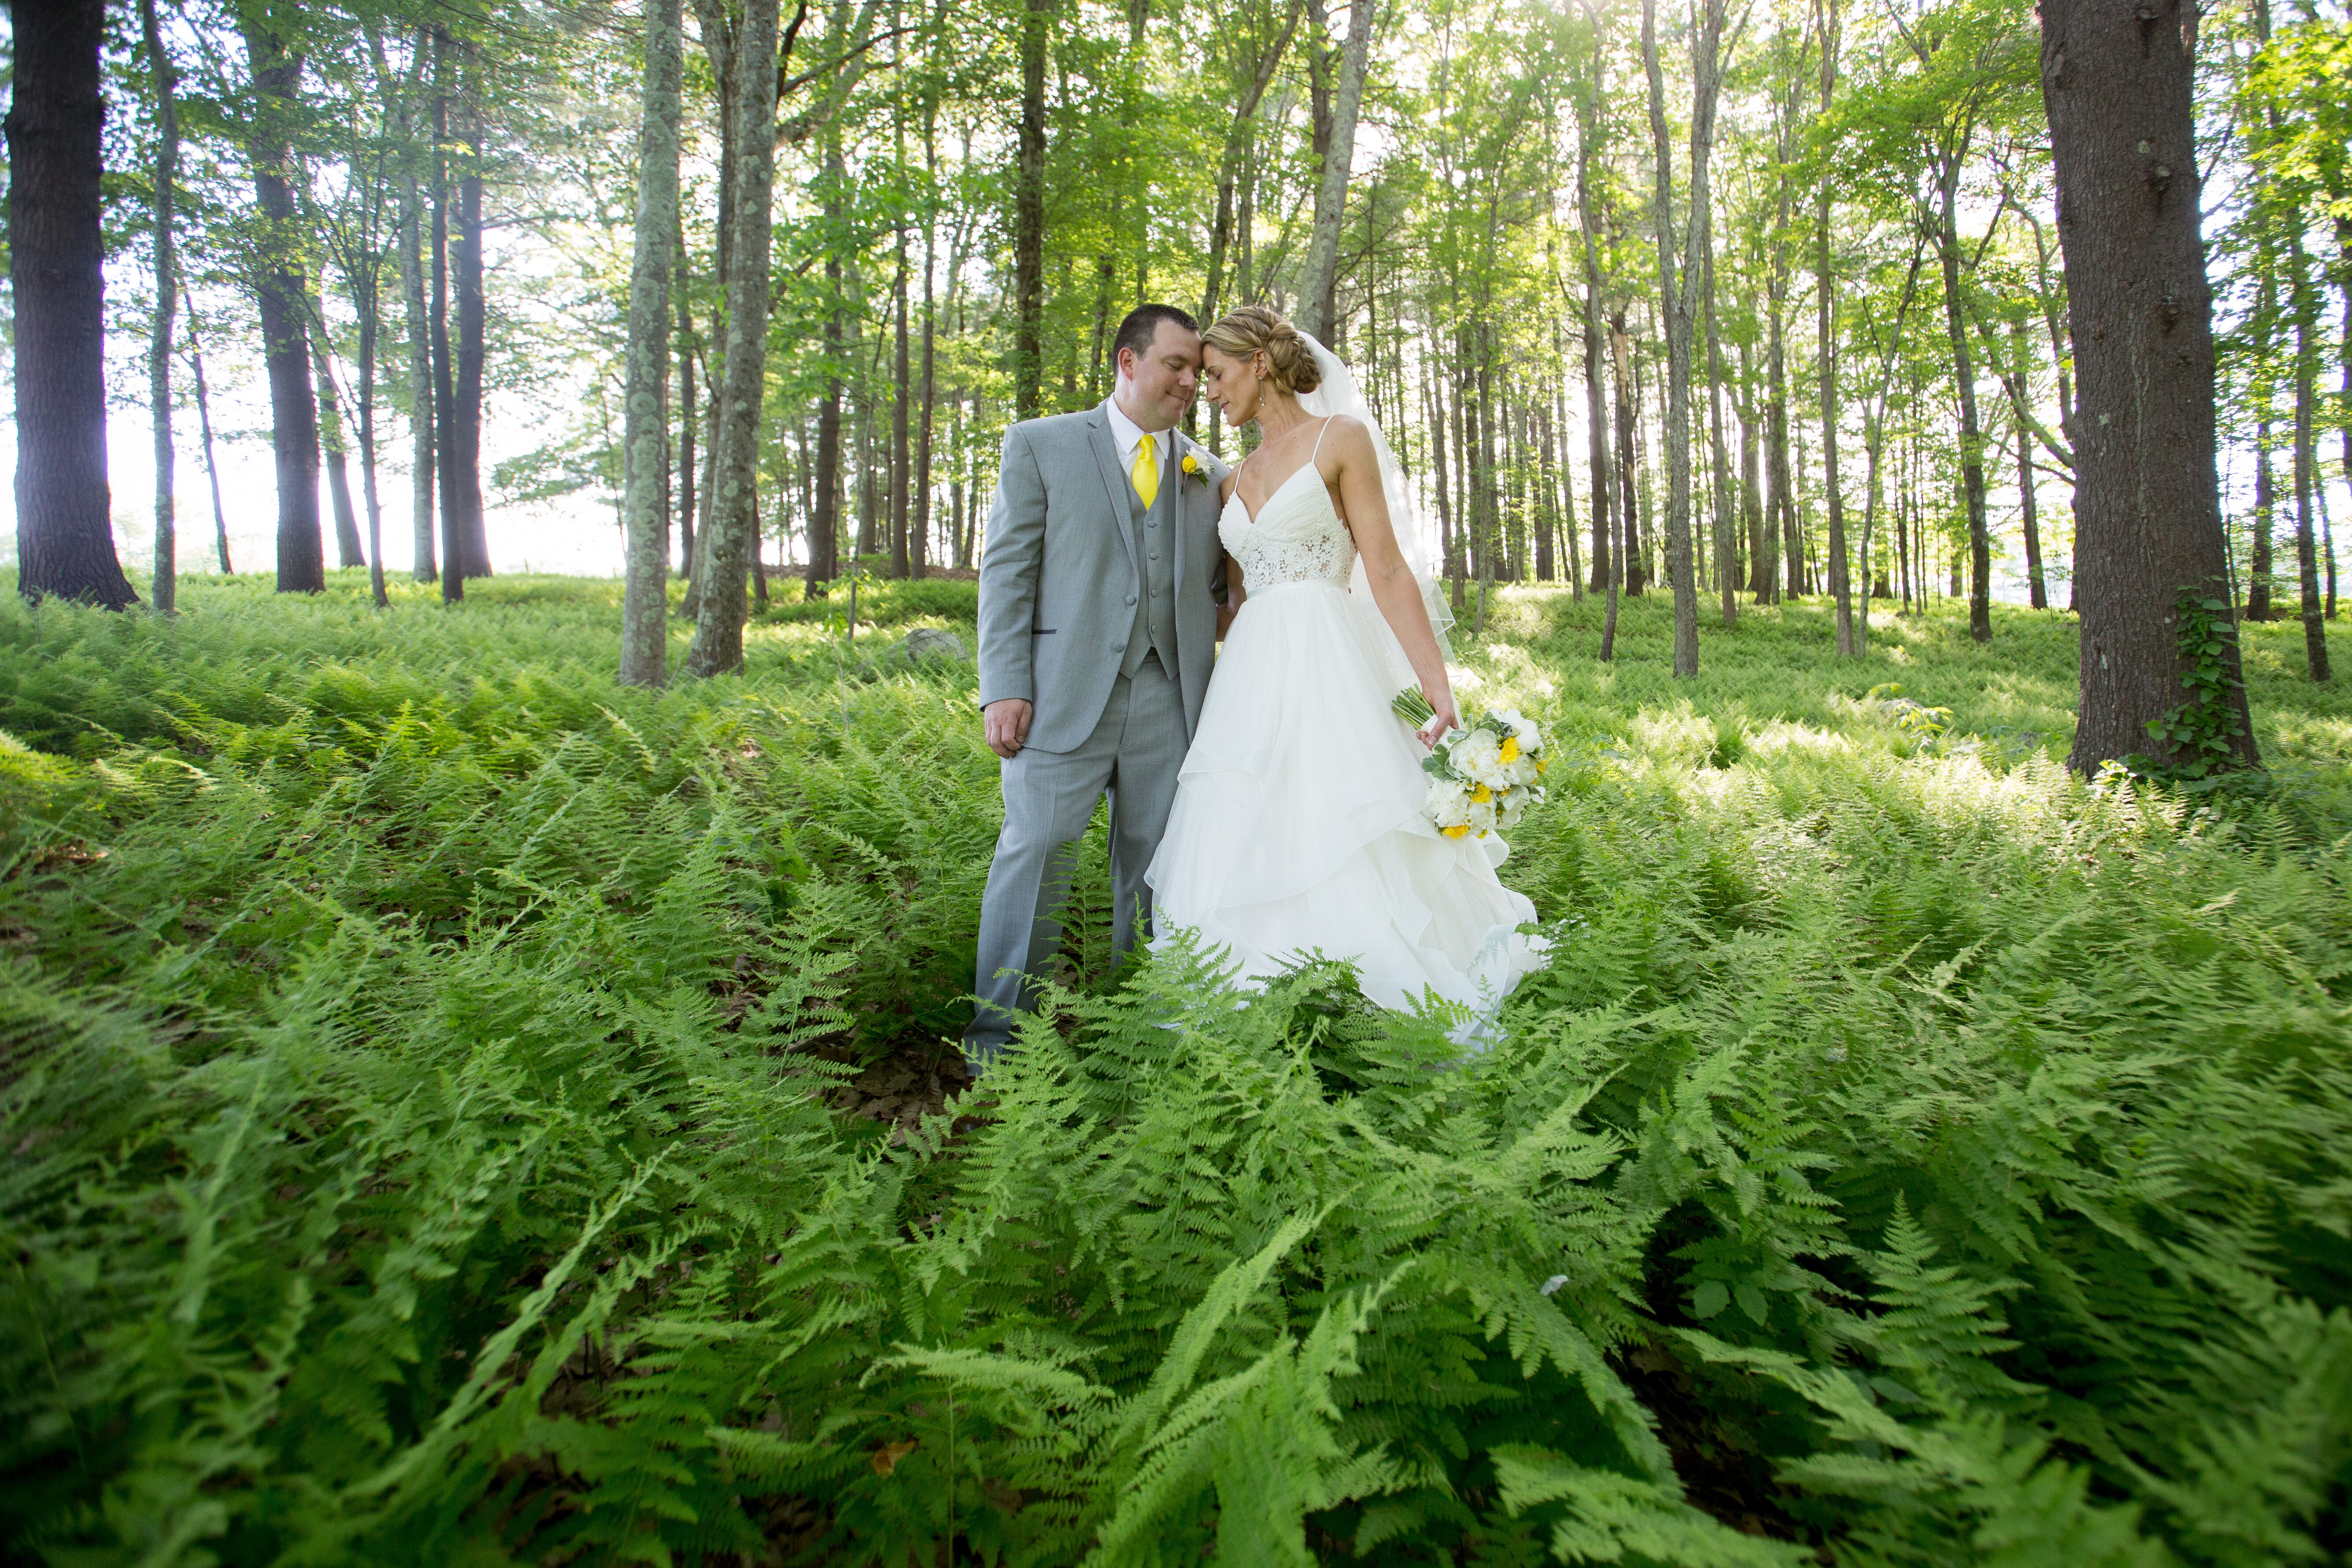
1085,403,1142,582
1169,434,1191,599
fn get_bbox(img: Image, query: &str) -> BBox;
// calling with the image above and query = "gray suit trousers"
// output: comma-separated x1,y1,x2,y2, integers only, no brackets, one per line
966,654,1187,1074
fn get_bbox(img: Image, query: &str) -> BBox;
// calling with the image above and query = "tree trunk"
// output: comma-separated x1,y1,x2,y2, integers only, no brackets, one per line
1816,0,1849,652
1535,396,1557,582
676,235,698,577
1641,0,1707,676
915,189,936,578
1703,209,1735,626
1934,168,1993,642
431,28,462,601
891,222,912,578
183,300,235,574
684,0,781,676
244,18,325,595
142,0,180,614
1013,0,1047,419
1296,0,1372,339
2249,251,2277,619
452,52,490,581
809,259,844,595
310,300,368,571
2289,226,2329,674
620,0,682,686
396,71,436,583
2042,0,2263,768
1767,118,1796,601
10,0,130,606
1611,318,1642,599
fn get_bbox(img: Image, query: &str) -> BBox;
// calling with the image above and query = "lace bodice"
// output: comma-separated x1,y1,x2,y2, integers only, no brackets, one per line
1219,420,1356,591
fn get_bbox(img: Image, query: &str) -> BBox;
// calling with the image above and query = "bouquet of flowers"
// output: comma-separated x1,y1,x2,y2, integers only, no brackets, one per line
1392,689,1548,840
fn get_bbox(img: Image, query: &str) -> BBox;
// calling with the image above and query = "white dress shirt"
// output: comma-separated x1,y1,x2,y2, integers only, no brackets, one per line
1105,396,1173,482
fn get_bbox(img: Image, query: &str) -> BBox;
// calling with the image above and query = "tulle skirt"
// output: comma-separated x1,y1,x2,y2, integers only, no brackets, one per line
1145,580,1547,1017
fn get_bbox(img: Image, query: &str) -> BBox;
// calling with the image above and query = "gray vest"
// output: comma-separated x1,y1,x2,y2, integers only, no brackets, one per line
1120,443,1180,680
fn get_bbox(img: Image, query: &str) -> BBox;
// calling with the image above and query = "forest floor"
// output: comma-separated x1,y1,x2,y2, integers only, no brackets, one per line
4,570,2350,1565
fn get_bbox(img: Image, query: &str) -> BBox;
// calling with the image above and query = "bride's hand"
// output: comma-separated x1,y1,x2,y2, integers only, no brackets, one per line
1416,688,1460,750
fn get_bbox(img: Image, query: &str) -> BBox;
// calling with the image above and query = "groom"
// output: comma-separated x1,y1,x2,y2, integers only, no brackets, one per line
964,303,1231,1080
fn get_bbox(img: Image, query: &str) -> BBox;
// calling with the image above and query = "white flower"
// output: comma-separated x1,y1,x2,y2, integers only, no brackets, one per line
1455,731,1503,777
1467,799,1499,834
1426,780,1471,826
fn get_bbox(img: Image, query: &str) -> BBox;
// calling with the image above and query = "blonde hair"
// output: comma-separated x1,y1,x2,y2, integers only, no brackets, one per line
1201,305,1323,396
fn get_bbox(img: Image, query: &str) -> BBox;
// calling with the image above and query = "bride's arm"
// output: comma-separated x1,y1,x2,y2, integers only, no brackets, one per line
1325,417,1457,745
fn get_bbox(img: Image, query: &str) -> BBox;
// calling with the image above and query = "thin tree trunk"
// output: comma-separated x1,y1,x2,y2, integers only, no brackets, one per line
2042,0,2263,766
1815,0,1849,651
310,293,368,570
2289,225,2328,674
182,298,234,574
245,17,325,594
1296,0,1372,338
452,48,490,580
685,0,781,676
891,218,911,578
915,119,937,580
1704,206,1735,626
620,0,682,686
1767,111,1797,600
394,40,436,584
1013,0,1047,419
676,234,698,577
1612,317,1642,600
431,28,462,601
1644,0,1716,676
1935,167,1993,642
2249,252,2278,619
142,0,179,614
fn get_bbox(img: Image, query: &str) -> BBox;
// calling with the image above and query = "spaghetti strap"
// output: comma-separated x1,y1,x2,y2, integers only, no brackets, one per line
1309,416,1332,461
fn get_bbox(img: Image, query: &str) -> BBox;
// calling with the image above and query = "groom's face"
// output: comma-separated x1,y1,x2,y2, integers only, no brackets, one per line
1119,320,1202,431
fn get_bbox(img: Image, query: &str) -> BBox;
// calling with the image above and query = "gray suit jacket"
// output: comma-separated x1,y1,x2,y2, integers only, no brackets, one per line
976,399,1230,755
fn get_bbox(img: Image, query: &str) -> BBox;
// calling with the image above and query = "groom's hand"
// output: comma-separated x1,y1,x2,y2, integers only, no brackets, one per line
984,699,1034,758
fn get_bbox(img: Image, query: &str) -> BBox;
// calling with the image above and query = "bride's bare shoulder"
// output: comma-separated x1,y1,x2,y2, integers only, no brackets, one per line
1320,413,1378,470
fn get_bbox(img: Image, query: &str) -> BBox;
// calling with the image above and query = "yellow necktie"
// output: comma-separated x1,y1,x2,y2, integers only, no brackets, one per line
1130,434,1160,509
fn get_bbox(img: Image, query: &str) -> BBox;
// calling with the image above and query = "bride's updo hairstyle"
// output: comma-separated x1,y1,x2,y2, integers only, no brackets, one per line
1202,304,1323,396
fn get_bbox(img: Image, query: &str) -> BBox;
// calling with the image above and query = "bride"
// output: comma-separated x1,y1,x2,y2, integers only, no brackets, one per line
1145,306,1547,1021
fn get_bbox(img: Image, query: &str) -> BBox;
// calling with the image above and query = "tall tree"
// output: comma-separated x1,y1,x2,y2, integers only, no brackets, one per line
621,0,684,686
1815,0,1851,653
142,0,181,614
242,8,325,594
1642,0,1717,676
2043,0,2260,769
9,0,134,606
450,41,491,581
1013,0,1048,419
1296,0,1373,339
684,0,783,676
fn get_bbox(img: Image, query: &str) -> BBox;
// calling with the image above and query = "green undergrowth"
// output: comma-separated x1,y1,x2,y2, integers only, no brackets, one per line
3,571,2349,1565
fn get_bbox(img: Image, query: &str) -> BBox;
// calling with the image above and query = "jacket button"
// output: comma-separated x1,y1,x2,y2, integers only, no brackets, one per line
1124,594,1137,606
1112,641,1127,653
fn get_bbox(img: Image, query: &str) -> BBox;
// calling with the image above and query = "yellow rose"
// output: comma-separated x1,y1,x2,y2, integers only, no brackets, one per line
1473,784,1492,803
1443,824,1470,839
1181,453,1202,478
1498,736,1520,763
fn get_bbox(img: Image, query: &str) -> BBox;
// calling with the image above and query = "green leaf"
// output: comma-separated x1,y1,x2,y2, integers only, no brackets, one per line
1693,1280,1730,1319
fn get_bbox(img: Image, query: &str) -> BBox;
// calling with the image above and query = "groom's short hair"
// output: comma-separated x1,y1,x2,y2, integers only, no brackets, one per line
1113,303,1198,375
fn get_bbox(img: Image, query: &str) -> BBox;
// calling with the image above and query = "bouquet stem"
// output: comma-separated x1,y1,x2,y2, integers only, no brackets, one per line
1393,686,1436,728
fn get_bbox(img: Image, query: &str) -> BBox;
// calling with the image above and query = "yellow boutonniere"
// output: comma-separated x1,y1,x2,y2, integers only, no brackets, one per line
1180,451,1204,484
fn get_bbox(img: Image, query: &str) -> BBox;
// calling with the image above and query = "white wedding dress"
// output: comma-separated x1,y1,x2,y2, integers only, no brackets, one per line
1144,419,1548,1020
